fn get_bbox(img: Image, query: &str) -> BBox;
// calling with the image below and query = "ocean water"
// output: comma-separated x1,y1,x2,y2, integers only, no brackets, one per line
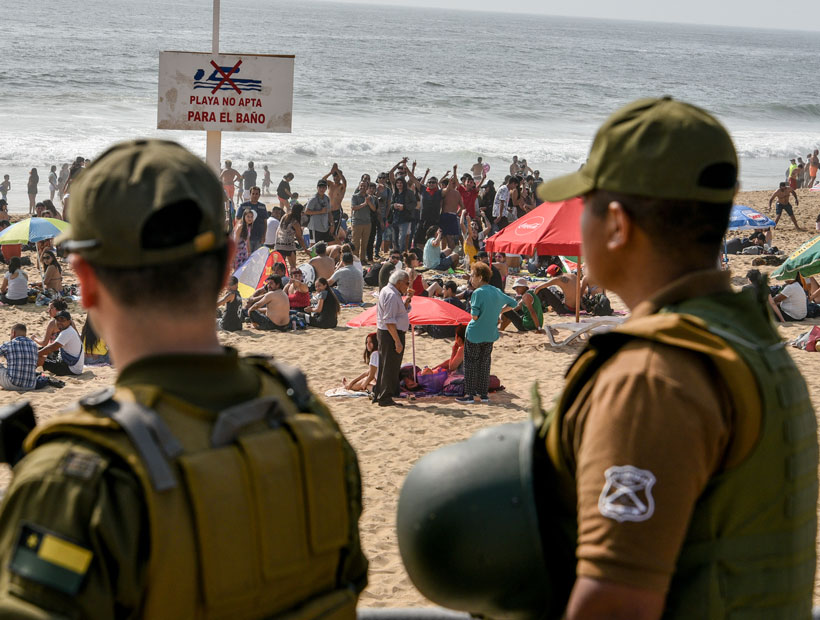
1,0,818,211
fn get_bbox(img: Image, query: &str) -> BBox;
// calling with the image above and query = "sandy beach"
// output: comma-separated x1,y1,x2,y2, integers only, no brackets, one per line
0,188,819,608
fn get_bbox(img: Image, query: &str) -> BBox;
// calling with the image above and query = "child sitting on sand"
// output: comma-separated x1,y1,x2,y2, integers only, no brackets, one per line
342,333,379,392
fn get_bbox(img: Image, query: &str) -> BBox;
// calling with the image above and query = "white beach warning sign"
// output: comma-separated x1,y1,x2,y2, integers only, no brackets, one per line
157,51,294,132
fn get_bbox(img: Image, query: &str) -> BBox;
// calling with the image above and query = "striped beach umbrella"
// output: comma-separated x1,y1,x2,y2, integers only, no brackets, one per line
0,217,70,244
771,235,820,280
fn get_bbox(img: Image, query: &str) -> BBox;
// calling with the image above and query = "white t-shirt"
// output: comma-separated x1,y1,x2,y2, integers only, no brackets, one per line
780,282,808,320
4,270,28,300
55,326,85,374
369,350,380,368
265,217,280,245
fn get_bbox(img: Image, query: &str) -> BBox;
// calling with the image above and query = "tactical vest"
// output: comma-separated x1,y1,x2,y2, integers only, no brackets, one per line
24,358,365,620
542,288,817,618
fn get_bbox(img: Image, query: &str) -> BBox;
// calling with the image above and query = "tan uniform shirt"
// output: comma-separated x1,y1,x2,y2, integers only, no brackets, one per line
561,271,760,593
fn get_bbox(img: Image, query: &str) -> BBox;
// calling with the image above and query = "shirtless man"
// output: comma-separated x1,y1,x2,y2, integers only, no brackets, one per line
323,163,348,242
220,160,242,204
768,181,802,230
248,275,291,331
309,242,336,281
534,272,582,315
509,156,520,176
810,150,819,188
440,166,464,250
471,157,485,180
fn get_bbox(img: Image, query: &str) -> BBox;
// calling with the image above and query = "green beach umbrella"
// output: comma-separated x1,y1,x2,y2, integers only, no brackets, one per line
771,234,820,280
0,217,70,245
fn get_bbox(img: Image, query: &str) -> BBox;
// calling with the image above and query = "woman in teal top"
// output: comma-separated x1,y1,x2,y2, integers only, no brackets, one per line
458,262,516,404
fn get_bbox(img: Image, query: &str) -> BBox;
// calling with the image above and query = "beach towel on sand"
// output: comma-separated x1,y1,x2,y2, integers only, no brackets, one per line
324,387,370,398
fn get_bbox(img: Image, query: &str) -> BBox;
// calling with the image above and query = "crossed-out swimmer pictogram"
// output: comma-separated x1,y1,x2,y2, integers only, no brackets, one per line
210,59,243,95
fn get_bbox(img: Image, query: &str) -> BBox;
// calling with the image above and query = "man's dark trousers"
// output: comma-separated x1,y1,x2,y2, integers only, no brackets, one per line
375,328,405,404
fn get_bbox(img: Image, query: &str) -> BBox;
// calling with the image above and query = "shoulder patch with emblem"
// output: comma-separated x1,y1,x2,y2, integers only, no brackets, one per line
58,450,103,480
598,465,656,523
10,523,93,595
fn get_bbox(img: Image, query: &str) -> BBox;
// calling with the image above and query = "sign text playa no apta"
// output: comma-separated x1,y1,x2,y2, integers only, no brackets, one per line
157,51,294,132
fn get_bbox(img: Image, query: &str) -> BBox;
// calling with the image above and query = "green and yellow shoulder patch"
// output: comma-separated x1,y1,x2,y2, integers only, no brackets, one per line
10,523,93,595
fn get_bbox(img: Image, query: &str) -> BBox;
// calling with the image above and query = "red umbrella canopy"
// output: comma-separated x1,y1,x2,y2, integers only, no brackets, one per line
346,296,472,328
484,197,584,257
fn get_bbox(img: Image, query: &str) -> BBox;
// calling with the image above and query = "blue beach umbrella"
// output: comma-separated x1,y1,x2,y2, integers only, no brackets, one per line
0,217,70,244
728,205,775,231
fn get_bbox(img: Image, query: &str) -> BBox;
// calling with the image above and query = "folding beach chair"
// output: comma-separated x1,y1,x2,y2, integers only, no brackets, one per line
546,316,626,347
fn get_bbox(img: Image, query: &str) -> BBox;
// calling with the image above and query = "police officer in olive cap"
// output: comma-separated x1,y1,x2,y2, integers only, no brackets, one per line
397,98,816,619
0,140,367,618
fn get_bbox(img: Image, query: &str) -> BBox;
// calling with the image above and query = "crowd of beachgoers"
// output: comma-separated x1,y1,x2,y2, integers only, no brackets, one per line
0,152,819,398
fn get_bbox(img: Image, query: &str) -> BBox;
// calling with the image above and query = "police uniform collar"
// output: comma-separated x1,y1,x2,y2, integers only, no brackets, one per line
116,347,261,412
630,270,732,320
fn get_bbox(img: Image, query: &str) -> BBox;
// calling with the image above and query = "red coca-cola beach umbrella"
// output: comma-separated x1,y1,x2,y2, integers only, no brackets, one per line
484,197,583,257
485,197,585,322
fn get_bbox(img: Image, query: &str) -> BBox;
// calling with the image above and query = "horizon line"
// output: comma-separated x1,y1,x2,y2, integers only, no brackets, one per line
315,0,820,34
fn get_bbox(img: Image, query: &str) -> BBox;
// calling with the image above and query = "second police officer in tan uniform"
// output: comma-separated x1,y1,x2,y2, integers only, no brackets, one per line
398,98,817,619
0,140,367,618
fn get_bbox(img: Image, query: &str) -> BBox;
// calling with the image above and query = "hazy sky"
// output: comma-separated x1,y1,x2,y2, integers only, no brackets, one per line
325,0,816,31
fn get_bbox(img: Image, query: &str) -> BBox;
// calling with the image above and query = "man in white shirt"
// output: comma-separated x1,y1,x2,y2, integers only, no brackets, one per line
38,311,84,375
492,176,520,228
374,269,412,407
264,206,284,248
774,280,808,321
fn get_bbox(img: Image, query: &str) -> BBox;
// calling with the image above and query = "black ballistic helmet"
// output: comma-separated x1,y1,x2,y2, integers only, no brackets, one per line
397,422,569,619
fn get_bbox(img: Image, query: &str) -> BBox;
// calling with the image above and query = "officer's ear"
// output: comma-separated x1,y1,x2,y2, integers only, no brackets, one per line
69,254,100,309
604,201,633,252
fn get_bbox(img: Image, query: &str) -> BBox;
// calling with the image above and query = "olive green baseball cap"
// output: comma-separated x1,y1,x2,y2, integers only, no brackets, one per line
58,139,226,267
537,97,738,204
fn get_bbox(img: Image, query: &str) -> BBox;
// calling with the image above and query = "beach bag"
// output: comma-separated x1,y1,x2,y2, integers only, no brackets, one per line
442,374,501,396
417,369,448,394
806,326,820,352
442,374,465,396
806,302,820,319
